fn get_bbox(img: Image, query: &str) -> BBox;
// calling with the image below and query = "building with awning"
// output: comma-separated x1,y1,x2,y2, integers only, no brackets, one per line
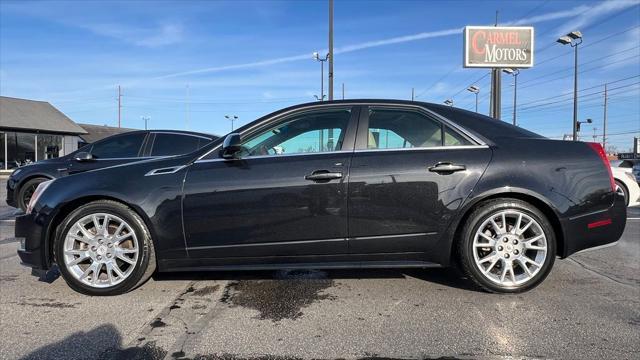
0,96,87,171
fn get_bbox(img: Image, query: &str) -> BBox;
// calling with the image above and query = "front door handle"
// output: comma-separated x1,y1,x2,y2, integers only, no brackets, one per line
305,170,343,181
428,162,466,173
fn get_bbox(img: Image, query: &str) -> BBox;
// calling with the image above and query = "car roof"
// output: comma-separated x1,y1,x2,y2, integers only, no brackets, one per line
114,129,218,139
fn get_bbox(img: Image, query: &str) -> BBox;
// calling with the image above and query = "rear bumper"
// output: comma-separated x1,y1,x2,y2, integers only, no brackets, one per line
16,212,48,270
562,193,627,257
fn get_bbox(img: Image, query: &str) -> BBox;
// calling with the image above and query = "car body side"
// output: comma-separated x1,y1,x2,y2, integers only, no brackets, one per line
15,100,626,274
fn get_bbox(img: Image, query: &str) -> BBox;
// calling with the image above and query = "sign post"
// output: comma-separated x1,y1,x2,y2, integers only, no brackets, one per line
463,26,534,119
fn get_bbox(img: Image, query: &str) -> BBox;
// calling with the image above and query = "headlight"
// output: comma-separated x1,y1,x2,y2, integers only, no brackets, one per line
26,180,54,214
11,168,22,177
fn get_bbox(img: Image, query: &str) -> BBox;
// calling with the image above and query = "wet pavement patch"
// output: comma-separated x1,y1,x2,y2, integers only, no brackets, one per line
192,285,220,296
16,301,78,308
149,318,167,328
98,341,167,360
220,270,335,322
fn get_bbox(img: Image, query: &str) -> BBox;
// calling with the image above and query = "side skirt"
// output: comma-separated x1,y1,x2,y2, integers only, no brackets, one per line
159,260,442,273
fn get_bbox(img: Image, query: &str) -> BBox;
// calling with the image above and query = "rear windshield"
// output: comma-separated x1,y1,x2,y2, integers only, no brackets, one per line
426,104,545,140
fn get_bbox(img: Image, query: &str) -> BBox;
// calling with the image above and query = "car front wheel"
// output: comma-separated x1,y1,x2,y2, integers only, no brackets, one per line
17,177,48,212
54,200,156,295
458,199,556,293
615,180,629,206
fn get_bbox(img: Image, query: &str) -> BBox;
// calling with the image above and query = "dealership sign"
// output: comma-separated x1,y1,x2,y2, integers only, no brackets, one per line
464,26,534,68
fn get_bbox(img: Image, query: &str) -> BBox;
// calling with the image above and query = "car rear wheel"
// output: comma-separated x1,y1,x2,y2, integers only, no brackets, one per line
17,177,48,212
458,199,556,293
54,200,156,295
614,180,629,206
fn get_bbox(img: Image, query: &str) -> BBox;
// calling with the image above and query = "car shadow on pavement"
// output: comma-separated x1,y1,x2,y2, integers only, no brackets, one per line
152,266,480,292
19,324,168,360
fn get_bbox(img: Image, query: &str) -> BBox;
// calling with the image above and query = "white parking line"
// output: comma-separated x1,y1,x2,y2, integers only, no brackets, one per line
628,217,640,220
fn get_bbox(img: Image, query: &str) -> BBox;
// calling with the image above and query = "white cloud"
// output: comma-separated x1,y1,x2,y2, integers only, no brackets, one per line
78,22,184,48
553,0,640,38
604,27,640,69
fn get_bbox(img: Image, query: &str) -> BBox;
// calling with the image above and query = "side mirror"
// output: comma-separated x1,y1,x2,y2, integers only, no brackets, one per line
74,152,95,162
221,133,242,159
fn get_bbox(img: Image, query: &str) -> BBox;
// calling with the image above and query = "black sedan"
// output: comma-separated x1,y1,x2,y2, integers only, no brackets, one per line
15,100,626,295
6,130,217,211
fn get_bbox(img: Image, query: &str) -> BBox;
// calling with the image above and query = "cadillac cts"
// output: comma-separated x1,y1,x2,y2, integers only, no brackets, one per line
16,100,626,295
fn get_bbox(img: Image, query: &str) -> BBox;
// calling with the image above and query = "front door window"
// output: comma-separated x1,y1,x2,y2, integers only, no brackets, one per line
239,108,351,157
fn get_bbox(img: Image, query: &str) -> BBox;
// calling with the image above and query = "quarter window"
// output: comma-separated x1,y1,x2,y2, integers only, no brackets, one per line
151,134,202,156
239,108,351,157
444,126,473,146
90,133,145,159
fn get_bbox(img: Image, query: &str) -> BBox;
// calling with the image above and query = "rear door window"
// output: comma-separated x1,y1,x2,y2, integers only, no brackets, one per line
367,108,443,149
151,133,202,156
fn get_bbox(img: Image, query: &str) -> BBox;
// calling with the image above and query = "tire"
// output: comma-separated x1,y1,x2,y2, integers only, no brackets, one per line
457,199,556,293
54,200,156,296
615,180,629,206
17,177,48,212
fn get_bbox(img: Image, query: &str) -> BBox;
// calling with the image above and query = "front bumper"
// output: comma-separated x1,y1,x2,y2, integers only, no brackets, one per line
6,178,17,207
16,212,49,270
562,193,627,257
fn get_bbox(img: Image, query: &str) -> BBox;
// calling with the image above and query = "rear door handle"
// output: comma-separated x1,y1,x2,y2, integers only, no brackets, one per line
305,170,343,181
428,162,466,173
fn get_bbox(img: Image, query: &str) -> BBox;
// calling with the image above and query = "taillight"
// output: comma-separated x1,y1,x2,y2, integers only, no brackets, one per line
587,142,615,192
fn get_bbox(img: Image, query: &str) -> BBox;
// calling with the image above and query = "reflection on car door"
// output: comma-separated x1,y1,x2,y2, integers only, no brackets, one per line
182,106,359,266
348,105,491,264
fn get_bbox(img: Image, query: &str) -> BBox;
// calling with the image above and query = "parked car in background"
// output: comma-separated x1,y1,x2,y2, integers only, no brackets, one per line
16,100,626,296
610,162,640,207
6,130,217,211
611,159,640,184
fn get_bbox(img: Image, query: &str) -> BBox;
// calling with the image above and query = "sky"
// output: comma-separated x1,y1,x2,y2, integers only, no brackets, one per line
1,0,639,152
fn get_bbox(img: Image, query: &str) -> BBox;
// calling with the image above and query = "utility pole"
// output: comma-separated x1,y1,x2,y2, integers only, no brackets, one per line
117,85,122,128
186,84,190,130
141,116,150,130
411,88,415,101
342,83,345,100
592,127,598,142
603,83,608,151
489,11,501,120
328,0,334,101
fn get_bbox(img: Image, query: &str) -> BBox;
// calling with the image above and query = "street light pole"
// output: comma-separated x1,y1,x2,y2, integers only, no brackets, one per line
557,31,583,141
328,0,334,101
140,116,149,130
313,52,329,101
502,68,520,126
225,115,238,131
467,85,480,113
603,83,608,151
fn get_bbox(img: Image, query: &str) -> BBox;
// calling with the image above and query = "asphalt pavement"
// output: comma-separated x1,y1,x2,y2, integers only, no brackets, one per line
0,175,638,360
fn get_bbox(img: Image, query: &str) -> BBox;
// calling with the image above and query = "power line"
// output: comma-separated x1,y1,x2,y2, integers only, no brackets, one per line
504,74,640,109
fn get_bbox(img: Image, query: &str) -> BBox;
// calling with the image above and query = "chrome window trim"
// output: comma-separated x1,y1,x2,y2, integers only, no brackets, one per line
150,131,213,140
194,150,353,164
195,101,488,161
353,145,489,153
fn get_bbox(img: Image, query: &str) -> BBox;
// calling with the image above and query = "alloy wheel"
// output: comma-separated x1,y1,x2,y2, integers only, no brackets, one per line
472,210,548,287
62,213,139,288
